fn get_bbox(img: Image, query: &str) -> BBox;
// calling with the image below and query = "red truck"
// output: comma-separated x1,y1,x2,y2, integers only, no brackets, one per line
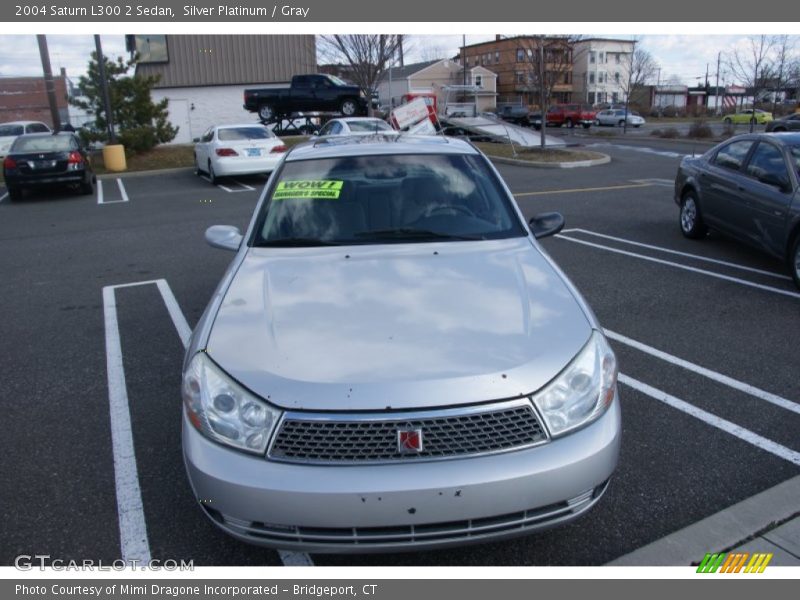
545,103,596,129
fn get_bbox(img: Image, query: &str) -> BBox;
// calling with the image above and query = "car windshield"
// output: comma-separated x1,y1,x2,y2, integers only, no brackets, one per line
326,75,348,87
12,135,72,152
0,125,24,136
254,153,526,246
345,120,393,133
218,127,273,141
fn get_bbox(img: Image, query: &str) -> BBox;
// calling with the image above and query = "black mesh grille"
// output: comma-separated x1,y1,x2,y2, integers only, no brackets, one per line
268,403,546,463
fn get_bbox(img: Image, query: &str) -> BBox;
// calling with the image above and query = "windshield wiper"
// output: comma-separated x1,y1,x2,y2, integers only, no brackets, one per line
255,237,343,247
354,228,483,241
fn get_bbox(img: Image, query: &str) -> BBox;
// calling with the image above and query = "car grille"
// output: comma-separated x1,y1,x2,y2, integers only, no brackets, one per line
268,399,547,464
208,481,609,550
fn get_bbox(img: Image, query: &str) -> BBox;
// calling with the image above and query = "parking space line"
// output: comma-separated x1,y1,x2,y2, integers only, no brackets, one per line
556,234,800,299
606,329,800,416
619,374,800,466
513,182,653,197
97,180,104,204
0,191,8,203
231,179,256,191
571,228,791,281
102,283,152,563
117,178,130,203
103,278,315,567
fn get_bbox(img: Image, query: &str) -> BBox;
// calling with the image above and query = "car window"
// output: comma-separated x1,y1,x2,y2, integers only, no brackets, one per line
254,153,526,245
328,122,343,135
11,135,73,152
26,123,50,133
745,142,789,186
788,146,800,174
200,128,213,143
345,120,392,133
217,127,273,141
0,124,24,136
713,140,754,171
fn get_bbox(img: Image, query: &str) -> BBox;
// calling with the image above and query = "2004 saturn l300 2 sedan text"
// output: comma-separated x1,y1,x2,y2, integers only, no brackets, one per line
181,135,621,553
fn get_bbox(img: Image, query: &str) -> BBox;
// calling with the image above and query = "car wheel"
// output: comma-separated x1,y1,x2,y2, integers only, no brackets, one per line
790,234,800,290
258,104,275,122
618,120,626,127
723,117,732,125
340,99,358,116
208,161,218,185
7,185,21,201
594,119,601,126
582,122,591,129
679,192,708,239
773,126,787,132
565,118,574,128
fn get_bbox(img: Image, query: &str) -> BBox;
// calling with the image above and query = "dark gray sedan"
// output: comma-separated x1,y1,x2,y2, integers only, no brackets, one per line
674,132,800,287
765,113,800,133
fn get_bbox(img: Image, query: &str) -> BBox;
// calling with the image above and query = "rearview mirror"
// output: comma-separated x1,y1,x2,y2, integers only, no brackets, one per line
205,225,243,251
529,212,565,239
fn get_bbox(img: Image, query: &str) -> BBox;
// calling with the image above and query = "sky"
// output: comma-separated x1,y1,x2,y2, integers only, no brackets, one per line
0,34,794,88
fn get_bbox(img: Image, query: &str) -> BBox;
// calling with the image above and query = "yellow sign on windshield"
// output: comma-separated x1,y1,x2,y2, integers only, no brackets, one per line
273,180,343,200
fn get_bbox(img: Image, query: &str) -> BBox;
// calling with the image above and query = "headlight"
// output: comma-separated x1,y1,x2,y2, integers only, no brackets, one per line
532,331,617,437
182,353,281,454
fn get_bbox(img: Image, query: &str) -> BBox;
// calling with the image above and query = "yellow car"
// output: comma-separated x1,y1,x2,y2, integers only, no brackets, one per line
722,109,773,125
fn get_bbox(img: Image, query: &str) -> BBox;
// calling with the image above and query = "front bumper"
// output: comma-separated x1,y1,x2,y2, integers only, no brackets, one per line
183,394,621,553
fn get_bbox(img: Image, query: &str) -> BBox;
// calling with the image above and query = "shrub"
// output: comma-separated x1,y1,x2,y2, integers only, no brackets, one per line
118,128,159,155
650,128,663,136
687,119,714,139
659,127,680,139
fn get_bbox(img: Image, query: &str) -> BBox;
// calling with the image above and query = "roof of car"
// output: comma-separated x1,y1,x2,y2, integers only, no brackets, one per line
0,120,49,127
764,131,800,143
286,134,477,161
215,123,268,129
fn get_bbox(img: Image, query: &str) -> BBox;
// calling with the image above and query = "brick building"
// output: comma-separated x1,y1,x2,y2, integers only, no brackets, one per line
458,36,574,108
0,70,69,126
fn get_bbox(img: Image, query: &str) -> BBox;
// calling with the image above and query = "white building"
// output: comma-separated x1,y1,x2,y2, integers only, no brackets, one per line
573,39,636,106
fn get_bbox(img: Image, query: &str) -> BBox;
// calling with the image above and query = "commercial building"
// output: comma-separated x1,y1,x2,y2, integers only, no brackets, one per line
134,35,316,143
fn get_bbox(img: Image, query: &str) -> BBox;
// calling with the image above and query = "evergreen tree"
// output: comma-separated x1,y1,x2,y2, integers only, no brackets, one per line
70,52,177,152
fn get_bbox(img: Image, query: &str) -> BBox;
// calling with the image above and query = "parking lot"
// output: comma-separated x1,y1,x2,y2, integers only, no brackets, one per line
1,138,798,567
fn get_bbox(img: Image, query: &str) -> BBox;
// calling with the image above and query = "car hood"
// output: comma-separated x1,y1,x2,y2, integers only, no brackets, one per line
207,238,592,411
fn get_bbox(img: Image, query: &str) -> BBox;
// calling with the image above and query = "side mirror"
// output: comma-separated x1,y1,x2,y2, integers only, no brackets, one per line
205,225,243,251
529,212,565,239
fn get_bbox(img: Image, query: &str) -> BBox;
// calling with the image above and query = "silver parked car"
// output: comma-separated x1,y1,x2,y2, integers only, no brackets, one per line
594,109,646,128
182,135,621,553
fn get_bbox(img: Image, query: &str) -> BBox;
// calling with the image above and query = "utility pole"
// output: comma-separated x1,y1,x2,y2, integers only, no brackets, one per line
462,35,467,87
539,37,546,149
94,35,116,144
714,52,721,115
704,63,710,111
36,35,62,132
623,39,636,134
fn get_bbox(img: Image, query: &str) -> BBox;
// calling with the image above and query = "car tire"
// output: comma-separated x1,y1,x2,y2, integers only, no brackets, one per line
790,234,800,290
594,119,601,126
723,117,732,125
340,98,358,116
679,191,708,239
194,153,202,175
582,122,591,129
258,104,275,122
7,185,22,201
208,161,218,185
618,120,626,127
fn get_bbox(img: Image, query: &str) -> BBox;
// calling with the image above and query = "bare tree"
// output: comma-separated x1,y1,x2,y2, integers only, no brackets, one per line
622,47,658,102
770,35,797,112
726,35,776,131
318,35,404,115
512,35,583,148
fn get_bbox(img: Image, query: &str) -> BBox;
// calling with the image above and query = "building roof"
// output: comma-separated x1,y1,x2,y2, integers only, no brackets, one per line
380,60,442,82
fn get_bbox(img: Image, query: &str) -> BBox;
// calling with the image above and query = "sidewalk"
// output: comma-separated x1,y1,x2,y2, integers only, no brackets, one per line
609,475,800,566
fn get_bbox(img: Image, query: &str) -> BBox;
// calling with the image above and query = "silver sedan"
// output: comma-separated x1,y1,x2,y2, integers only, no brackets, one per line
595,109,646,128
182,136,621,553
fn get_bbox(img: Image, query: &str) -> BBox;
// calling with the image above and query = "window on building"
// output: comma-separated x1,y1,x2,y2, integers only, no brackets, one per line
495,51,500,64
612,92,619,103
515,71,526,84
517,48,524,62
614,72,620,84
475,75,483,88
589,72,595,84
598,72,606,84
598,51,605,64
133,35,168,63
589,51,596,64
588,92,596,104
615,53,621,64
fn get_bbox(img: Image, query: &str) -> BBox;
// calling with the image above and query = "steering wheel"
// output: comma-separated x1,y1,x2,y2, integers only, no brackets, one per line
425,204,476,218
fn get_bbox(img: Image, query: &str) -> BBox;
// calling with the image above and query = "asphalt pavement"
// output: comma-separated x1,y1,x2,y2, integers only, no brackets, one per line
0,140,797,568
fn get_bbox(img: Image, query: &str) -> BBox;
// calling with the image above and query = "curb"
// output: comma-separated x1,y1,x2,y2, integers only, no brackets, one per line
488,153,611,169
608,475,800,566
96,166,195,180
